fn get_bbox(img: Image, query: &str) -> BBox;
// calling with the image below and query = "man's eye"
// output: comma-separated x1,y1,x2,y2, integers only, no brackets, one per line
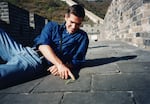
71,21,74,23
70,21,81,26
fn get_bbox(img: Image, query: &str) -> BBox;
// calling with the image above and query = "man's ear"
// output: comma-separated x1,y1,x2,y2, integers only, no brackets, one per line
64,13,69,21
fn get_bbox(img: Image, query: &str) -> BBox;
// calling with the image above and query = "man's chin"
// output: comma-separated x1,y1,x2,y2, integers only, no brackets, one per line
69,30,76,34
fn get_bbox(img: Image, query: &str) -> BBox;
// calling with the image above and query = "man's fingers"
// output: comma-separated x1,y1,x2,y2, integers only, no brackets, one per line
64,71,69,79
68,71,75,80
47,66,60,76
47,67,52,71
60,72,64,79
59,71,69,80
53,71,59,76
51,68,57,74
47,66,55,72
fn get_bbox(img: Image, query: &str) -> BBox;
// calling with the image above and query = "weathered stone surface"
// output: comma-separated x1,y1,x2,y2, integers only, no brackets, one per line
0,41,150,104
80,63,119,74
63,92,134,104
0,78,43,93
92,73,150,91
117,62,150,73
134,91,150,104
33,74,91,92
0,93,63,104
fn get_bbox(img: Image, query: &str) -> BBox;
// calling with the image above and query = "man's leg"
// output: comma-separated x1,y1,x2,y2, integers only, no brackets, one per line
0,58,41,88
0,29,45,88
0,28,25,61
0,29,26,78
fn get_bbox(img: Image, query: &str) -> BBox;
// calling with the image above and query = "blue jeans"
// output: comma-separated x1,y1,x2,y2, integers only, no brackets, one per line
0,29,45,87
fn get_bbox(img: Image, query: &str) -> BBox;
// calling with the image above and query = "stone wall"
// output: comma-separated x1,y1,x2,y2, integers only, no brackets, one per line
0,2,47,46
101,0,150,48
81,23,102,41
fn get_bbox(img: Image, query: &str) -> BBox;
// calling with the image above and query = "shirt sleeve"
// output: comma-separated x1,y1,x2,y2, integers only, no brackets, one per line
34,22,53,47
72,33,89,69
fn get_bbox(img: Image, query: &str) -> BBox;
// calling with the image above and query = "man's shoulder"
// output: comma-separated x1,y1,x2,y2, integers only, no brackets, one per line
43,21,60,31
78,29,87,36
46,21,59,27
76,29,89,41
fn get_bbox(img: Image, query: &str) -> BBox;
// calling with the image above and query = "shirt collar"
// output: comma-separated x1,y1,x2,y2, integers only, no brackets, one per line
61,22,80,35
61,22,70,34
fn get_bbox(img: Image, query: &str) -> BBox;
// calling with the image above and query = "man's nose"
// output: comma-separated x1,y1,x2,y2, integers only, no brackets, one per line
71,23,76,29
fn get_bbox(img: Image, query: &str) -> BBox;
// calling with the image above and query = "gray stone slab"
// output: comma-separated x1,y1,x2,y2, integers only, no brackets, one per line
62,92,134,104
133,91,150,104
135,50,150,62
86,47,115,59
110,48,138,58
0,77,43,93
117,62,150,73
86,53,109,59
110,43,139,50
0,93,63,104
80,63,120,74
109,45,139,59
0,94,7,99
110,52,138,59
86,41,139,63
89,47,115,54
92,73,150,91
33,74,91,92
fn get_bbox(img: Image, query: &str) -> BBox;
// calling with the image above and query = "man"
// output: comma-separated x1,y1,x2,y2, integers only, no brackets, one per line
0,4,89,86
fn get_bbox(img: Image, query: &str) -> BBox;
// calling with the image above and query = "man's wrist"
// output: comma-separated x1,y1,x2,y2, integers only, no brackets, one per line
66,62,73,69
56,63,64,69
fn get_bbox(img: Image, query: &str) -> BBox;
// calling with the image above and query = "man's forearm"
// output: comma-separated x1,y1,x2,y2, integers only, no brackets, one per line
38,45,75,80
38,45,63,67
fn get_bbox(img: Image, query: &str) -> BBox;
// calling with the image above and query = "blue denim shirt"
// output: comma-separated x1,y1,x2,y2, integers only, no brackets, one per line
34,21,89,68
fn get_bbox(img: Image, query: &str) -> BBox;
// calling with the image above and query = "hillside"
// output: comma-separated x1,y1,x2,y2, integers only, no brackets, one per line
1,0,112,23
73,0,112,19
1,0,68,23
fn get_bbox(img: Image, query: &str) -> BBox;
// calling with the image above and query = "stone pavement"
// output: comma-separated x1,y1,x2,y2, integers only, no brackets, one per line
0,40,150,104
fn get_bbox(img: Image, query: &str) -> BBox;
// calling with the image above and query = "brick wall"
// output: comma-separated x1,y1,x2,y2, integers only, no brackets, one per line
101,0,150,49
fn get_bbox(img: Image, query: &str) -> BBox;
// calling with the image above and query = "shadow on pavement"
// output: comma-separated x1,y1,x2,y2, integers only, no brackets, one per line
72,55,137,79
0,70,48,90
88,45,108,49
84,55,137,67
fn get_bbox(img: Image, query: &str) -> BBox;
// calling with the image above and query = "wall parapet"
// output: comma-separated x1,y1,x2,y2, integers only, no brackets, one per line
0,2,48,46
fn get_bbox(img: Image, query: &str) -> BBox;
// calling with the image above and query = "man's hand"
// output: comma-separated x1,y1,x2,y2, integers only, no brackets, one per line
57,64,75,80
47,64,75,80
47,65,59,76
39,45,75,80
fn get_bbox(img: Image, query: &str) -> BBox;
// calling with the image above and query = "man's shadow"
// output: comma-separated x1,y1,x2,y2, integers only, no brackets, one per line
84,55,137,67
72,55,137,79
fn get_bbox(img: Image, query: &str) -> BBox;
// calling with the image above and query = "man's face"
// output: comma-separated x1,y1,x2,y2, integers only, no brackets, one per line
65,13,83,34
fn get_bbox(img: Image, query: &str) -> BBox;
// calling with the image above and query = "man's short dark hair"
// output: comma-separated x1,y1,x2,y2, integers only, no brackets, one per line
67,4,85,18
